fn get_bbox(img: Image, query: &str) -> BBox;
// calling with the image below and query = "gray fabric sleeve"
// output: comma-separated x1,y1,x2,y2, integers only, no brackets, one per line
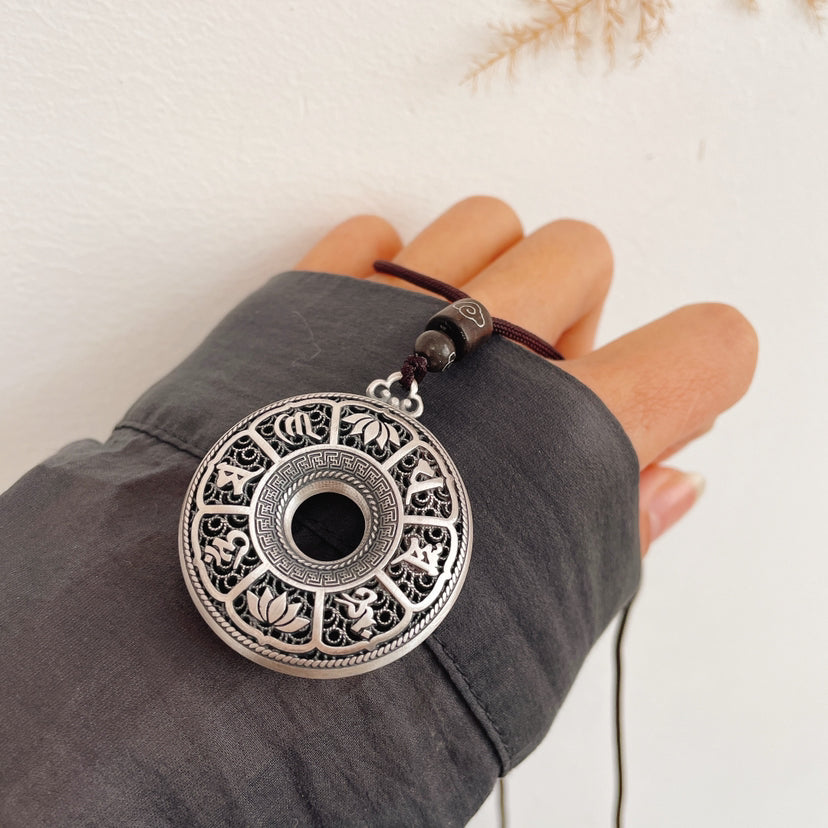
0,271,640,827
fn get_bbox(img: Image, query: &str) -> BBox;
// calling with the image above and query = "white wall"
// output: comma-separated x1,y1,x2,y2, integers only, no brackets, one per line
2,1,826,825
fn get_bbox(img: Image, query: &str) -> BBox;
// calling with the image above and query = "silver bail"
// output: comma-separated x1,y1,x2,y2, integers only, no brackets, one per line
366,372,424,419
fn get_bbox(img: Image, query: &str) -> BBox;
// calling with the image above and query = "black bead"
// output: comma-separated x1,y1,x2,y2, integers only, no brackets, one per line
424,298,494,358
414,330,457,372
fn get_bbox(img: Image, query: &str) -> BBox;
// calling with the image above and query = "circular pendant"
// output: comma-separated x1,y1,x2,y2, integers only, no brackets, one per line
179,392,472,678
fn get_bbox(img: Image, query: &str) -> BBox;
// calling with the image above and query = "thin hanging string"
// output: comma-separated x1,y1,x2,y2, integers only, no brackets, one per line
498,777,508,828
494,604,635,828
374,258,636,827
615,599,634,828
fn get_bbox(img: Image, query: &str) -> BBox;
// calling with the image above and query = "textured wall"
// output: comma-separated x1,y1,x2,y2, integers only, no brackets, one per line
2,1,827,825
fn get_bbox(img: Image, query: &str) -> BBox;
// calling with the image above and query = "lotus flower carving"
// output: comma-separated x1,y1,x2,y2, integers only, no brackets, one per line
343,412,401,451
246,587,310,633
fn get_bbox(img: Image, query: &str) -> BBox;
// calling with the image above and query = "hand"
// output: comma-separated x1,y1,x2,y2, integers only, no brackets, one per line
296,196,758,555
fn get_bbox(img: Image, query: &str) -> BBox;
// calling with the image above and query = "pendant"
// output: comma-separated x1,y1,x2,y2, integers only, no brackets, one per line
179,373,472,678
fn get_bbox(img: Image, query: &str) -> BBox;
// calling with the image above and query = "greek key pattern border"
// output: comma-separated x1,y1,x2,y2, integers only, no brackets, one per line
179,392,472,675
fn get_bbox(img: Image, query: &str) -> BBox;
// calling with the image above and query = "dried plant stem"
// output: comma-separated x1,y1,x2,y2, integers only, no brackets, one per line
465,0,824,85
464,0,593,87
804,0,826,28
603,0,624,64
633,0,672,63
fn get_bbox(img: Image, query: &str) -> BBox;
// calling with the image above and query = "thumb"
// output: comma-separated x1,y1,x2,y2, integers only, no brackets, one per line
639,465,706,556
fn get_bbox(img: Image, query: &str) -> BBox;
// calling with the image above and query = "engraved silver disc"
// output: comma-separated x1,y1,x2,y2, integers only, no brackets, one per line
179,392,472,678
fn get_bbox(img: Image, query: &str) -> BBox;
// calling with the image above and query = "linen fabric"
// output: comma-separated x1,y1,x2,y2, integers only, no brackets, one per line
0,272,640,827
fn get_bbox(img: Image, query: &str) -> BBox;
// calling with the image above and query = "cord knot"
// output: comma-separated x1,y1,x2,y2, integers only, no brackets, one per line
400,354,428,390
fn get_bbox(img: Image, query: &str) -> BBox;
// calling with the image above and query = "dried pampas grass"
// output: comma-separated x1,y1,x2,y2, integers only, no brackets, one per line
465,0,825,86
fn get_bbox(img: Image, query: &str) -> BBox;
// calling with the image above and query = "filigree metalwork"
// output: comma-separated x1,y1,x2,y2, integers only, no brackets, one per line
179,392,472,678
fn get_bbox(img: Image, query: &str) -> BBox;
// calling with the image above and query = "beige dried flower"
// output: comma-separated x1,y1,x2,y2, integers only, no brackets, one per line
465,0,824,86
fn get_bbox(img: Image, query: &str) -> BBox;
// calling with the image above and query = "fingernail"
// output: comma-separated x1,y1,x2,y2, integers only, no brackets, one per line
645,470,706,543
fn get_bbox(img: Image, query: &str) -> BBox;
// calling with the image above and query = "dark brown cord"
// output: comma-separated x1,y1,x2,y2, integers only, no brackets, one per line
378,259,635,827
374,260,469,303
373,260,566,364
401,354,428,387
615,599,634,828
498,777,508,828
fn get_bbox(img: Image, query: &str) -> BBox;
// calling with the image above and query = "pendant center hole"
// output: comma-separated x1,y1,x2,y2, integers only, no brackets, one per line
290,492,366,562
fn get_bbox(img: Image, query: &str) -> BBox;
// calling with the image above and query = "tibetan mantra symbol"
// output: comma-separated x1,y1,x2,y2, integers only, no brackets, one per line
179,393,472,677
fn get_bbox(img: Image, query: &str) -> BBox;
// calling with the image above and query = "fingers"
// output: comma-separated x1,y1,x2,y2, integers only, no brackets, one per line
367,196,523,294
463,219,613,357
296,207,757,484
562,303,759,468
638,465,706,556
298,203,611,363
293,203,758,555
295,215,402,277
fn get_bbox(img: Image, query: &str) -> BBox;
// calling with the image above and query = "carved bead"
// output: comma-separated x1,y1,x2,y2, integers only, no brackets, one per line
414,330,457,372
424,298,494,359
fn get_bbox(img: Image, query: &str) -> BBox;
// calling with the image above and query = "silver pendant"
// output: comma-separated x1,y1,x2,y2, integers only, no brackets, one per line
179,374,472,678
